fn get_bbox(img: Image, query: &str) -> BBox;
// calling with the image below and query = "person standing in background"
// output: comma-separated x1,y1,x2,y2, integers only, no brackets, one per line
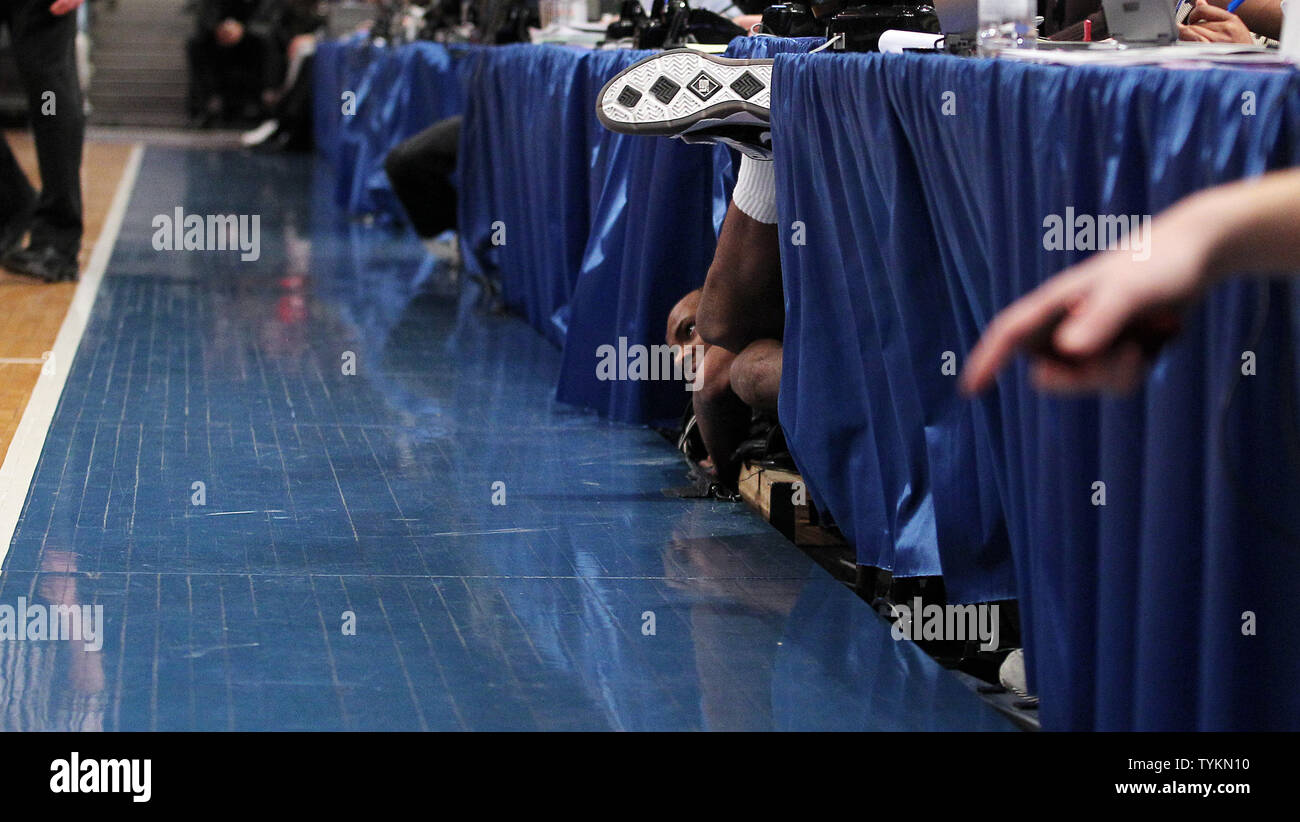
187,0,285,126
0,0,86,284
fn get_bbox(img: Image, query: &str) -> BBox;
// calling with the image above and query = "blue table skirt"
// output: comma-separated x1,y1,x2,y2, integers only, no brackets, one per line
314,37,480,223
773,51,1300,730
312,36,352,166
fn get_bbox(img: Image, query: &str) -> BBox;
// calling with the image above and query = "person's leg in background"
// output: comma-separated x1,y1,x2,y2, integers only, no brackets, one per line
384,116,464,240
218,33,267,122
278,51,316,148
0,137,39,255
262,51,317,151
243,31,322,151
187,33,223,123
256,27,288,112
1,0,84,282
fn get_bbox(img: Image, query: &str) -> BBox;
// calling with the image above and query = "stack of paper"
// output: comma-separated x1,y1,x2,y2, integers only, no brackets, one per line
998,42,1295,67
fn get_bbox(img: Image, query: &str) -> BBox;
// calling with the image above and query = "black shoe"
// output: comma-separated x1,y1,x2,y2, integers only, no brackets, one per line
1,245,79,283
760,3,824,37
634,0,680,49
487,0,540,44
605,0,650,42
249,128,294,154
0,198,36,258
190,95,224,130
0,219,28,260
680,8,748,45
596,49,774,159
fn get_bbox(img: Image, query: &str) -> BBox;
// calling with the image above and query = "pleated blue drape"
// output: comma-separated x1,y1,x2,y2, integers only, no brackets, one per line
315,39,479,222
772,52,1300,730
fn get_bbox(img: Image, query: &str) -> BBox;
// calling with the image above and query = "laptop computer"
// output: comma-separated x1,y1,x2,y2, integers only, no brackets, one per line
932,0,1084,50
931,0,980,52
1102,0,1268,48
933,0,978,40
1285,0,1300,59
1102,0,1181,44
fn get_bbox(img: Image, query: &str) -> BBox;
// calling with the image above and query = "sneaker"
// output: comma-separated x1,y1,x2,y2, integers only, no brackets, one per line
422,232,461,266
596,49,774,160
241,119,280,147
997,648,1039,705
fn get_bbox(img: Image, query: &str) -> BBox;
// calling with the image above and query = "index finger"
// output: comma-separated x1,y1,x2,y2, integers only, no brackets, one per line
960,269,1091,395
1187,4,1234,22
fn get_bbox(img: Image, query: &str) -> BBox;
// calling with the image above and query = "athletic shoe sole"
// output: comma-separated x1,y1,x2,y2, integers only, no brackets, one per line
596,49,773,137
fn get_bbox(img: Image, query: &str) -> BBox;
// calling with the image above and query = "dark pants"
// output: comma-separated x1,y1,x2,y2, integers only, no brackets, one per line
384,116,462,238
187,31,278,117
272,53,314,151
0,0,84,258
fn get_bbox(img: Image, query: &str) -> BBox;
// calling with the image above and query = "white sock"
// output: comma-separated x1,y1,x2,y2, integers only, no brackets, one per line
731,154,778,224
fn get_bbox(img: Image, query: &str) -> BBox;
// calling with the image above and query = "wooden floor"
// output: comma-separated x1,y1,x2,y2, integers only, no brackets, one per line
0,132,134,465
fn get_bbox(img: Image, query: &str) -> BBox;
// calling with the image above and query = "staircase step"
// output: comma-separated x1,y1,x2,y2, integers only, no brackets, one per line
88,73,189,90
89,110,189,127
89,90,186,105
89,31,191,44
92,53,188,69
88,0,196,127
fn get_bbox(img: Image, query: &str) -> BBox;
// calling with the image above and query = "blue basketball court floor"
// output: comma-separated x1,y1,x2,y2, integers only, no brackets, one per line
0,147,1015,731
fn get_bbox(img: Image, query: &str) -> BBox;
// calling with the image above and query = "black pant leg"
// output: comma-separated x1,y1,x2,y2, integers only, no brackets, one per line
384,116,462,238
217,36,266,110
188,34,222,112
8,0,83,258
256,31,286,90
277,54,315,150
0,135,38,234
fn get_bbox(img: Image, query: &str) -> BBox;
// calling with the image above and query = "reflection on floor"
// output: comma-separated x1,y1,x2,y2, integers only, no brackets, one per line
0,148,1016,731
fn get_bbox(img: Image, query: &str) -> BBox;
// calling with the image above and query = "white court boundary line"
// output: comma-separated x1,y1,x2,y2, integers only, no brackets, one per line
0,143,144,569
